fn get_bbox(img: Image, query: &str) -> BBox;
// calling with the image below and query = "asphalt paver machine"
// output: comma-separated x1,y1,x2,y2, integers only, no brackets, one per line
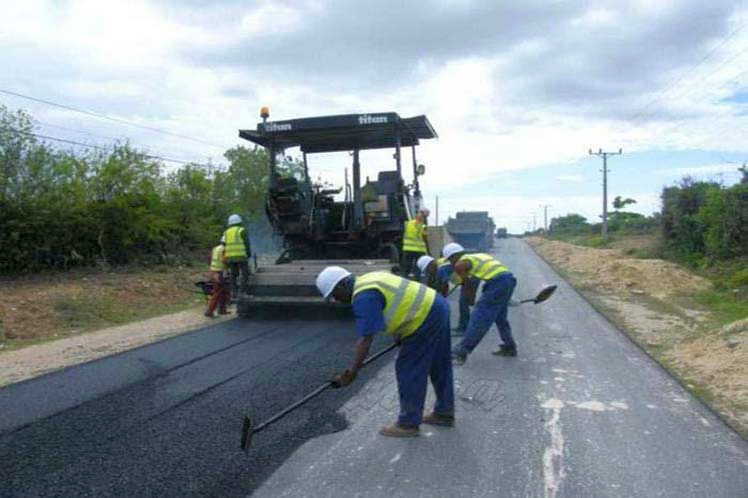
236,110,438,316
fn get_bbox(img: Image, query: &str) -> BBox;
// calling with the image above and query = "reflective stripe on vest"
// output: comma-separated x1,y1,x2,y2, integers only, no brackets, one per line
437,257,461,285
402,220,427,252
223,226,247,259
353,271,436,339
210,245,226,271
459,253,508,281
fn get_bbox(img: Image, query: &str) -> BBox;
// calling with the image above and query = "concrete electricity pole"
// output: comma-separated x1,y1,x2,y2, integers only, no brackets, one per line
589,148,622,240
540,204,551,232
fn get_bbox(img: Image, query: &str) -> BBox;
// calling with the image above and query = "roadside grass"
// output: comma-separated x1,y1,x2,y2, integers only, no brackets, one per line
0,263,207,351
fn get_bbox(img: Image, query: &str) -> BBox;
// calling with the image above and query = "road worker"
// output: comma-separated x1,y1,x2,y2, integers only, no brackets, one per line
223,214,251,295
443,242,518,364
401,209,430,279
316,266,454,437
416,255,472,335
205,236,230,318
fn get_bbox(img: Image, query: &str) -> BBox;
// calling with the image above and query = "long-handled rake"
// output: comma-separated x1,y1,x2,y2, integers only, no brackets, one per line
240,343,398,451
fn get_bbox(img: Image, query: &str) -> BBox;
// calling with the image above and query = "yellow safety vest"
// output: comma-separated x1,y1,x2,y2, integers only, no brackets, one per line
223,226,247,260
437,257,462,285
210,245,226,271
459,253,509,281
353,271,436,339
402,219,427,253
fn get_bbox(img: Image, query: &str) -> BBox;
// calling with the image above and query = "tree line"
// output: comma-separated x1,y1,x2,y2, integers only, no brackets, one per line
0,105,276,274
545,173,748,265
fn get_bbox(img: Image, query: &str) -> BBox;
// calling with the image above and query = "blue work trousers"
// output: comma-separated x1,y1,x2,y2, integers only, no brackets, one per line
396,296,455,427
454,272,517,355
458,286,471,330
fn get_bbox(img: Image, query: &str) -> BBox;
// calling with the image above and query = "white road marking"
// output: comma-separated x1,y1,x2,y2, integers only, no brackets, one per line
541,398,566,498
573,401,607,412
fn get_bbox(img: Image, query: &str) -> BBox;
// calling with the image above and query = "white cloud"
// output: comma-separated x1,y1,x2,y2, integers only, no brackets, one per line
0,0,746,221
654,163,745,177
555,174,585,182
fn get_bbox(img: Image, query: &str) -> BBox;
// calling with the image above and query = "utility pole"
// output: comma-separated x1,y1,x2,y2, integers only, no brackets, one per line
540,204,550,232
532,213,537,232
589,147,622,240
435,195,439,225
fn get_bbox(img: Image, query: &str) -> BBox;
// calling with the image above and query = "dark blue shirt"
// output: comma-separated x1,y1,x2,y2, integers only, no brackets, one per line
436,264,454,286
352,289,386,337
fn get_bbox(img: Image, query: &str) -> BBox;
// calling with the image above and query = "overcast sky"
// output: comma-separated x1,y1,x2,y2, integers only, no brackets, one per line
2,0,747,232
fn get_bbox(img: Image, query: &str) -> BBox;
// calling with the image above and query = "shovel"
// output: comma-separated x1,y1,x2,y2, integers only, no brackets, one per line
448,283,557,306
510,284,557,306
241,343,398,451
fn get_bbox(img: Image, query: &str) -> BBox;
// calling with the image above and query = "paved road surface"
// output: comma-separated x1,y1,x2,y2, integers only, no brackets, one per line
1,238,746,497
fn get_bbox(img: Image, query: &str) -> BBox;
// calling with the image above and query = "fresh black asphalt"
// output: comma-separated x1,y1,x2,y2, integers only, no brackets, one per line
1,238,747,497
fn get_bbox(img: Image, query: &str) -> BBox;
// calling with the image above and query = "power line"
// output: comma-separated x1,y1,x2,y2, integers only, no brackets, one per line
0,88,228,150
31,117,217,165
10,127,215,167
628,19,747,124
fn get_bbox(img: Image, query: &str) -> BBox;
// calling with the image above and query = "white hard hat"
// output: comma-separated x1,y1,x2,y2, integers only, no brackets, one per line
442,242,465,259
220,235,226,243
316,266,352,299
228,214,242,225
416,255,434,273
420,207,430,216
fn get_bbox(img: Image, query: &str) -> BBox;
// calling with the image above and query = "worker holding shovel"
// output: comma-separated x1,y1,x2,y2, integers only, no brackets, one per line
443,243,518,363
416,255,472,335
316,266,455,437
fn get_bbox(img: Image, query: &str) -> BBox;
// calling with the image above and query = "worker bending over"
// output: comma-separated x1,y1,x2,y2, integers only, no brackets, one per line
401,209,430,279
443,243,518,364
416,255,472,335
223,214,252,295
316,266,454,437
205,236,230,318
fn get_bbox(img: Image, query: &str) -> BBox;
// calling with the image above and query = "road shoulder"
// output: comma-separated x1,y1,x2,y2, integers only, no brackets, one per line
526,236,747,438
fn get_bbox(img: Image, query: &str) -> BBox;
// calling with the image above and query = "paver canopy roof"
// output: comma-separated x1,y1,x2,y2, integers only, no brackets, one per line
239,113,437,153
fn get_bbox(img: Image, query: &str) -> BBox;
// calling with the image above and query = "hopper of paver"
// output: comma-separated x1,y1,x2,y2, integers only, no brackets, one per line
237,259,395,318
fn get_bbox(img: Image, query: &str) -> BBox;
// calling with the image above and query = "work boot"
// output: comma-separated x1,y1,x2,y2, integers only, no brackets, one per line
219,309,231,315
492,346,517,357
422,412,455,427
379,424,419,438
452,352,467,365
204,311,215,318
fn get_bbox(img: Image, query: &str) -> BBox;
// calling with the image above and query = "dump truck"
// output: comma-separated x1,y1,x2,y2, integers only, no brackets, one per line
445,211,496,251
235,109,437,317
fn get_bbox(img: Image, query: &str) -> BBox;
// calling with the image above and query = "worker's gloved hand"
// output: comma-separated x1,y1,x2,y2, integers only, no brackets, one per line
331,369,357,388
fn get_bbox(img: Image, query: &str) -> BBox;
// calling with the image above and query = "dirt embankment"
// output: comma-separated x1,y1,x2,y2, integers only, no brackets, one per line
527,237,747,437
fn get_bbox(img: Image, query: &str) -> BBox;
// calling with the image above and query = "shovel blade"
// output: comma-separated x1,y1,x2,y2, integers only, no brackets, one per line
533,285,557,304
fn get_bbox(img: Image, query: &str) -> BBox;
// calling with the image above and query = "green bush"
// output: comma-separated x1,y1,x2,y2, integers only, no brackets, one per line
729,268,748,289
660,176,748,265
0,105,272,274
